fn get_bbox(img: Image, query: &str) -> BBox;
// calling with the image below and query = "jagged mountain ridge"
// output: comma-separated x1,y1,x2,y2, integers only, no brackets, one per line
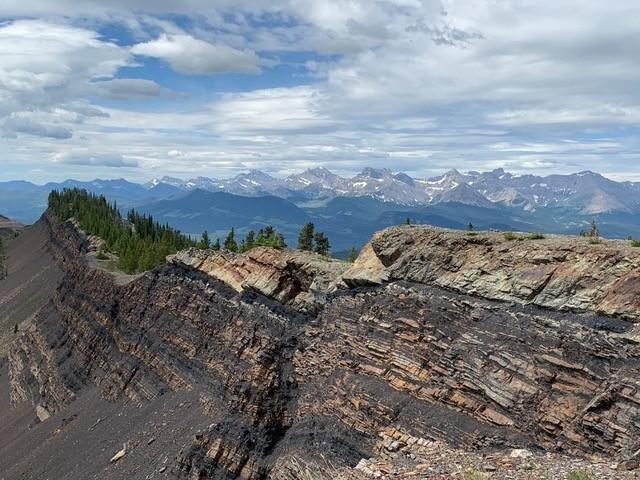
146,167,640,215
4,168,640,250
3,168,639,225
3,212,640,478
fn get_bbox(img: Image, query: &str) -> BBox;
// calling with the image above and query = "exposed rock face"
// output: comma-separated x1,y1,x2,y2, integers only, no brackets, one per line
349,225,640,321
169,247,348,313
5,219,640,479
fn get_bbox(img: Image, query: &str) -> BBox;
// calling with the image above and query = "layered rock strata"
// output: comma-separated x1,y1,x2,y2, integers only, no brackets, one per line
6,219,640,479
346,225,640,321
169,247,348,313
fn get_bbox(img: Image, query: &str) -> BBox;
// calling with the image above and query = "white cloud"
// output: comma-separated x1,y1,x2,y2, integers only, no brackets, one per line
131,34,261,75
0,19,130,138
3,116,72,139
91,78,164,99
210,86,338,134
2,2,640,181
53,152,138,167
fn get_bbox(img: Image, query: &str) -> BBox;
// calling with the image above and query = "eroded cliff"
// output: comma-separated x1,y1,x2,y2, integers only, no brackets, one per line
4,219,640,479
346,226,640,321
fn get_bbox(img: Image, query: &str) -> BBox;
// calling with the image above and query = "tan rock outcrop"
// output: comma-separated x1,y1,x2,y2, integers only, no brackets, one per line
342,242,388,286
169,246,348,312
356,225,640,321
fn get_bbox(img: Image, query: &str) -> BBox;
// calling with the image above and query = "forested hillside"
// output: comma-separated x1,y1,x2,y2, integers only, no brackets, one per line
48,188,196,273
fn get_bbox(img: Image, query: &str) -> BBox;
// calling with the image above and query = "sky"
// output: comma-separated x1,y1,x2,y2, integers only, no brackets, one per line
1,1,640,183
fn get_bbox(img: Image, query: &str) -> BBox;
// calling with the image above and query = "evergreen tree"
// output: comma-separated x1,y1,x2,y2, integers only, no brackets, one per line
467,222,474,232
212,238,221,251
405,217,411,225
244,230,255,251
275,233,287,249
263,225,275,238
199,230,211,249
224,228,238,252
298,222,314,251
313,232,330,256
252,225,286,249
346,246,358,263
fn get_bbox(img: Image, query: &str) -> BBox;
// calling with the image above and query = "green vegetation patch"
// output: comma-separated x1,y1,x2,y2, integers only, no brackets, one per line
503,231,545,241
49,188,197,274
526,232,545,240
567,471,593,480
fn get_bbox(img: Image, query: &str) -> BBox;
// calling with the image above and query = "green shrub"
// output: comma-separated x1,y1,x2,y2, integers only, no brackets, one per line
503,231,545,241
630,239,640,247
567,471,593,480
526,232,545,240
588,237,601,245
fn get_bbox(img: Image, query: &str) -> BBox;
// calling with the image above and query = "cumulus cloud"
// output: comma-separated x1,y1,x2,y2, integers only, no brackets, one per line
0,19,130,140
2,1,640,181
131,34,261,75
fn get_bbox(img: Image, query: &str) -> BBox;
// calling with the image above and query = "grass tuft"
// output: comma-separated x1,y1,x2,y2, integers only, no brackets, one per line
526,232,545,240
503,231,545,241
567,471,593,480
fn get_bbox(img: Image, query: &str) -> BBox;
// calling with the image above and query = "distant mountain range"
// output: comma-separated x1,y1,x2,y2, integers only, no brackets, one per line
144,167,640,215
3,167,640,254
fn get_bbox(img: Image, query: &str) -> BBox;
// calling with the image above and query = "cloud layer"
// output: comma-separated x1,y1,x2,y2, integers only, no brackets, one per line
1,1,639,182
131,34,262,75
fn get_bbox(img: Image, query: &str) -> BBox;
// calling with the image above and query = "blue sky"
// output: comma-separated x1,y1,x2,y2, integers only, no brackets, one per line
1,1,640,183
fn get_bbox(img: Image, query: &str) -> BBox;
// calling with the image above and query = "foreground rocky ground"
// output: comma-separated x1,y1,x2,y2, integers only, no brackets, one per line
3,218,640,479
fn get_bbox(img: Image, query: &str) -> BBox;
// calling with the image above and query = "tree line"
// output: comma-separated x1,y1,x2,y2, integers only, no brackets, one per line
49,188,197,274
198,225,287,253
201,223,332,256
48,189,339,275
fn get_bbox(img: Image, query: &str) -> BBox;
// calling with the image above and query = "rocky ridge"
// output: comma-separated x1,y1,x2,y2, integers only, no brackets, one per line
346,225,640,322
168,247,348,313
4,217,640,479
